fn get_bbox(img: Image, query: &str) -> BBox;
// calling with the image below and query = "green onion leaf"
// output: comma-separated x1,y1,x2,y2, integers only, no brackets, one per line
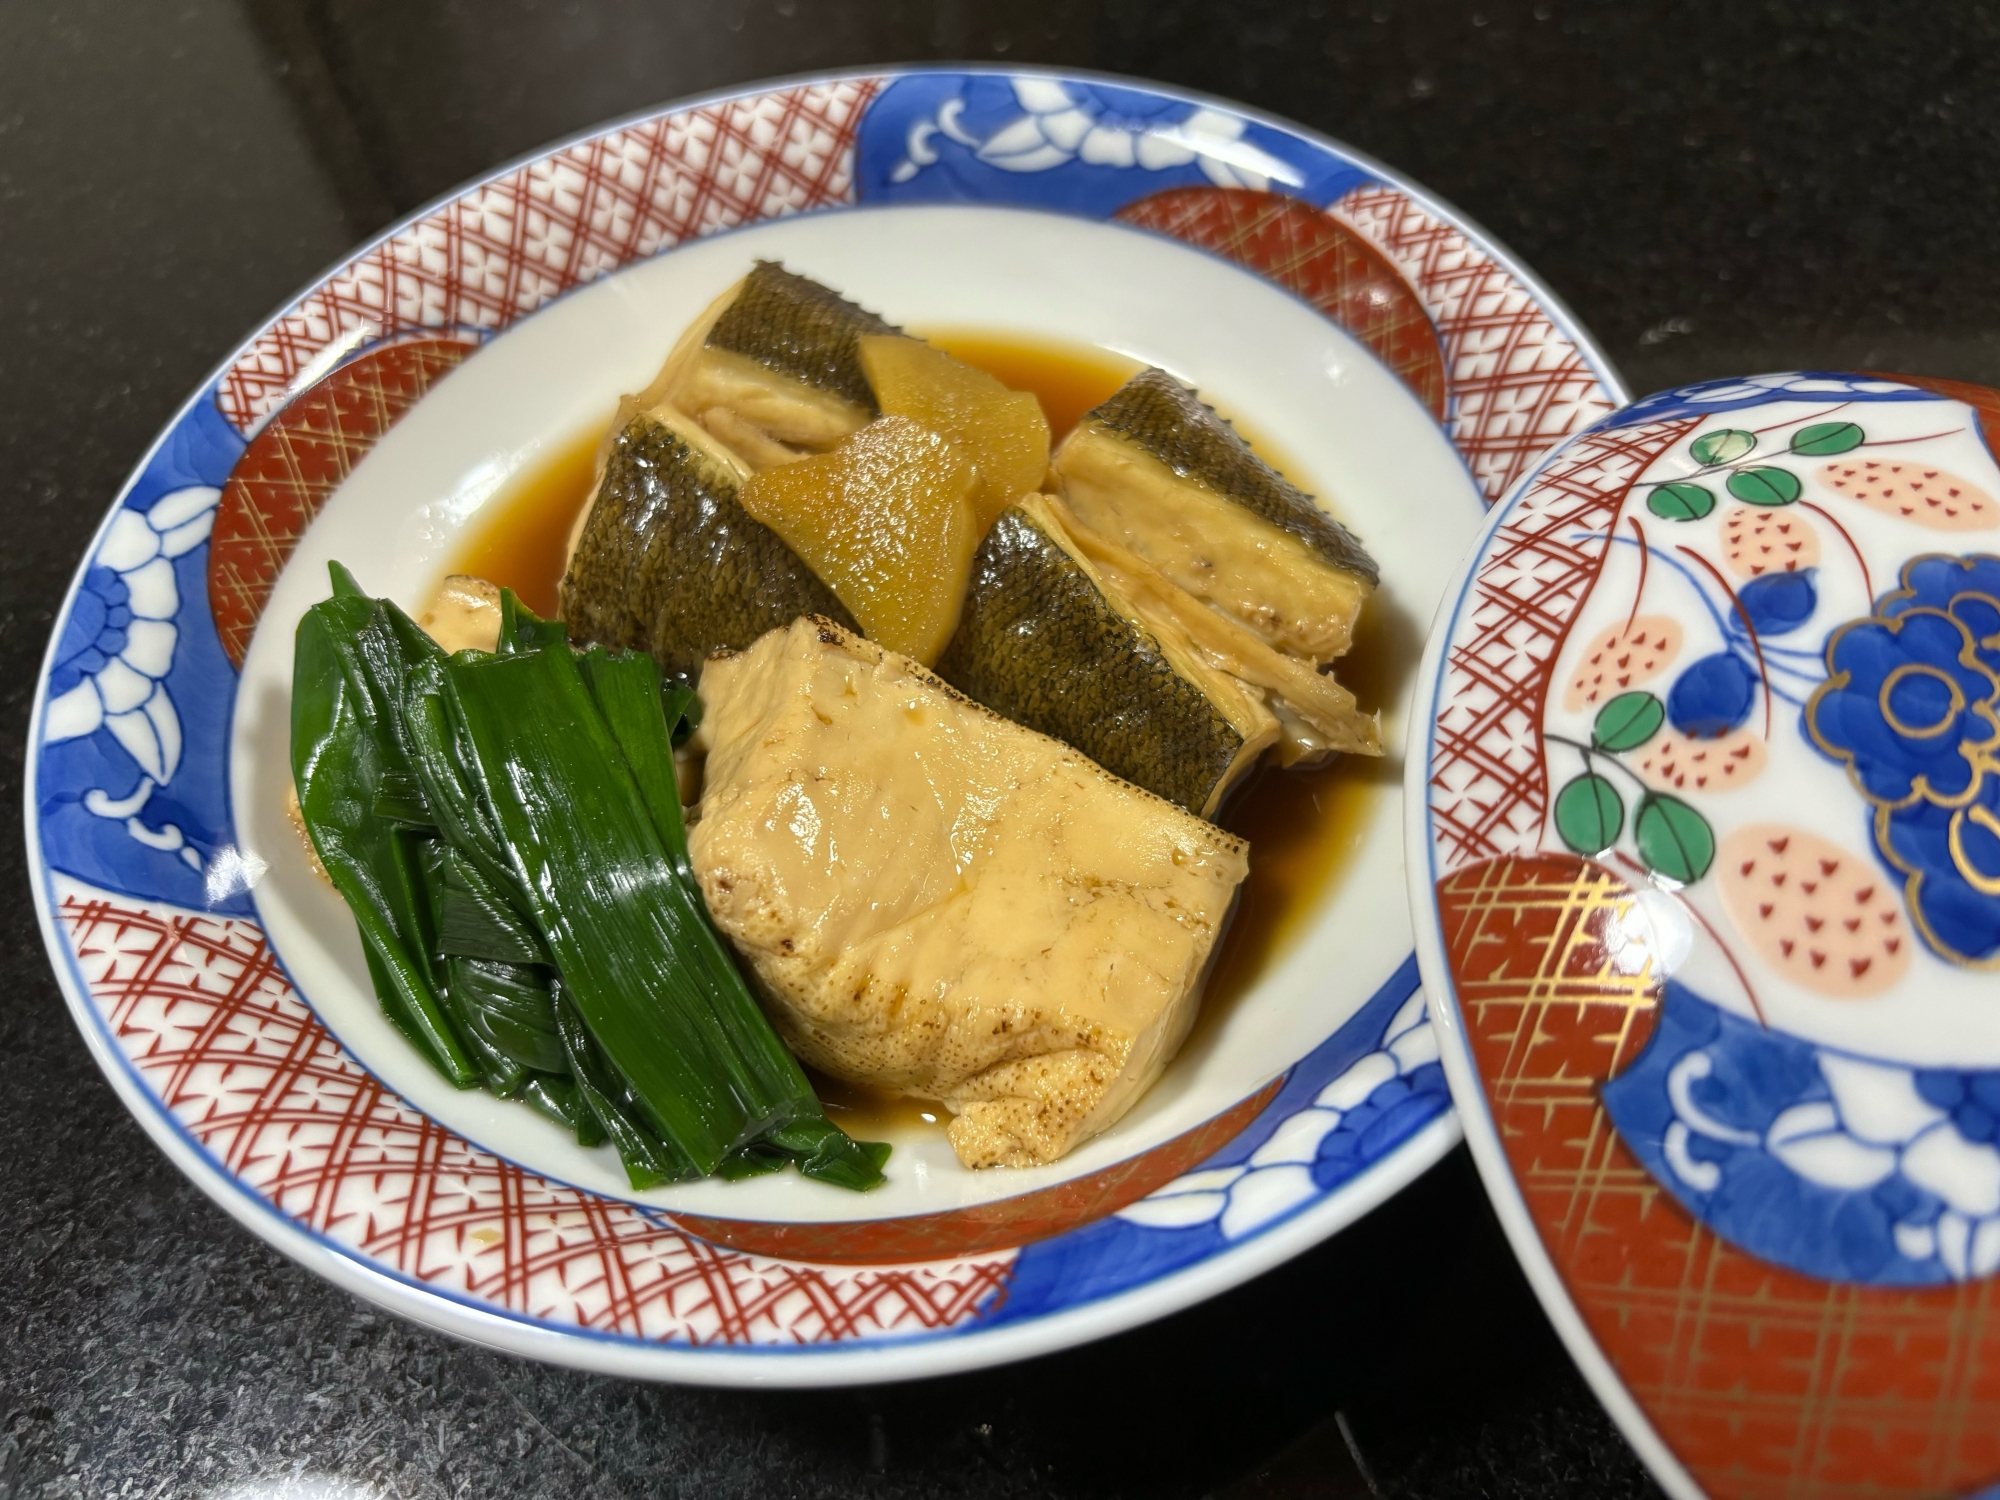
553,982,698,1188
519,1074,599,1141
440,981,530,1098
372,770,435,827
398,656,526,908
292,581,477,1087
668,684,702,748
573,644,887,1189
447,643,763,1170
716,1145,791,1181
293,564,887,1190
435,848,546,965
446,957,568,1076
499,587,570,656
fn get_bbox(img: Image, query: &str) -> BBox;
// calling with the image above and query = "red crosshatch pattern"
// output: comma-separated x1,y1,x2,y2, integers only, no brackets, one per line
1427,418,1699,875
1438,854,2000,1500
54,873,1010,1345
674,1076,1285,1265
1333,184,1618,505
1112,187,1449,420
209,337,475,666
214,81,880,433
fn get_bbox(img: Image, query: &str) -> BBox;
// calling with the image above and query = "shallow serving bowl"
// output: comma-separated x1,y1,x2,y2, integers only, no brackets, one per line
29,67,1620,1384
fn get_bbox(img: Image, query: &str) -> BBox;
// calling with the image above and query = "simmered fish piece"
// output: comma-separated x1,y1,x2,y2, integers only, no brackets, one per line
690,617,1250,1169
559,404,853,682
1054,368,1378,661
936,493,1269,818
1059,514,1380,766
643,261,900,464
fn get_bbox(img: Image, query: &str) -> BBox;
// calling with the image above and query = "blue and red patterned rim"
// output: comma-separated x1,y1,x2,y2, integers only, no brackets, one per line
26,68,1623,1384
1409,370,2000,1498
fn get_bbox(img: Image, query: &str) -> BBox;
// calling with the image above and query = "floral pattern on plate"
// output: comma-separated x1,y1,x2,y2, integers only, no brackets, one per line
1413,371,2000,1499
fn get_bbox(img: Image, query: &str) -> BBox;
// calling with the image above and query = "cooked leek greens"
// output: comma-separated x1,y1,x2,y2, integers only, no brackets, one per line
289,562,887,1191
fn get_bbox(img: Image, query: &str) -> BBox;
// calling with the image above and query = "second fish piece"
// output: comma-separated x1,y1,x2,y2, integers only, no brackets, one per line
644,260,900,466
1053,368,1378,662
936,492,1275,818
560,405,853,683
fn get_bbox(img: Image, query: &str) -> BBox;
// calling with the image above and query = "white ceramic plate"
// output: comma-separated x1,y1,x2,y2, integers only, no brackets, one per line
29,68,1622,1384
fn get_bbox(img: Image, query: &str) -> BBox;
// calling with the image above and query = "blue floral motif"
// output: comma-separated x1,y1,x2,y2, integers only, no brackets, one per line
1600,372,1951,431
1735,569,1819,635
993,958,1452,1322
1808,554,2000,965
1880,553,2000,673
856,74,1372,218
1605,983,2000,1285
1916,1069,2000,1145
1668,651,1759,739
36,391,249,913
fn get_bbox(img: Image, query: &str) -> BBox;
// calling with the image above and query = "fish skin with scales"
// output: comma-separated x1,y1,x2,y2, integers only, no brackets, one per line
936,502,1247,818
705,260,900,414
1083,367,1379,585
560,412,854,683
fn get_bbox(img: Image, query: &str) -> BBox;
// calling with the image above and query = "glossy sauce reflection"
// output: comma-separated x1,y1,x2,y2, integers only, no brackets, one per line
445,333,1385,1139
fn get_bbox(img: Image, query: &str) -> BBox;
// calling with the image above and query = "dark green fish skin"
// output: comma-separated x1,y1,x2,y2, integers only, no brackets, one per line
705,261,899,414
935,505,1244,817
1085,368,1380,586
560,414,854,683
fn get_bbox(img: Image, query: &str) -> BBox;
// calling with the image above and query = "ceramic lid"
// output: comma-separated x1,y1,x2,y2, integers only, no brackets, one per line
1405,370,2000,1500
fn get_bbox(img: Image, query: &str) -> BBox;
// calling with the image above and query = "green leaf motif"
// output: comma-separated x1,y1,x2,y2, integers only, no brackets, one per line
1593,691,1666,753
1790,420,1864,457
1726,466,1803,506
1648,482,1716,521
1554,772,1624,856
1634,795,1716,883
1691,428,1756,465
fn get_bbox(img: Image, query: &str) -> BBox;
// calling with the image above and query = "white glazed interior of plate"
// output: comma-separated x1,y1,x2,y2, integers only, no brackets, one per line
231,202,1481,1224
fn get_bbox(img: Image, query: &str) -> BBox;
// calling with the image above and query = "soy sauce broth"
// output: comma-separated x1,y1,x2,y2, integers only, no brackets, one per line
449,429,602,621
444,334,1392,1136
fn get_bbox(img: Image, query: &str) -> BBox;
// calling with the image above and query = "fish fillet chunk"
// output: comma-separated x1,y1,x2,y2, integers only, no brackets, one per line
689,617,1251,1169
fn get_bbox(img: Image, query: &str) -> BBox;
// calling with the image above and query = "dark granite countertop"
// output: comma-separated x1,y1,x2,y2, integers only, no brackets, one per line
4,3,1995,1496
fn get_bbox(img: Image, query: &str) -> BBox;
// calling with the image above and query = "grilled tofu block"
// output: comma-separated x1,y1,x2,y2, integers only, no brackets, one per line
1053,368,1378,662
690,617,1250,1169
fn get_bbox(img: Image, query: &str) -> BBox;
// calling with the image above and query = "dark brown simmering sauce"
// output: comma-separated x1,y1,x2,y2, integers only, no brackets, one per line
444,333,1393,1141
451,428,603,621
